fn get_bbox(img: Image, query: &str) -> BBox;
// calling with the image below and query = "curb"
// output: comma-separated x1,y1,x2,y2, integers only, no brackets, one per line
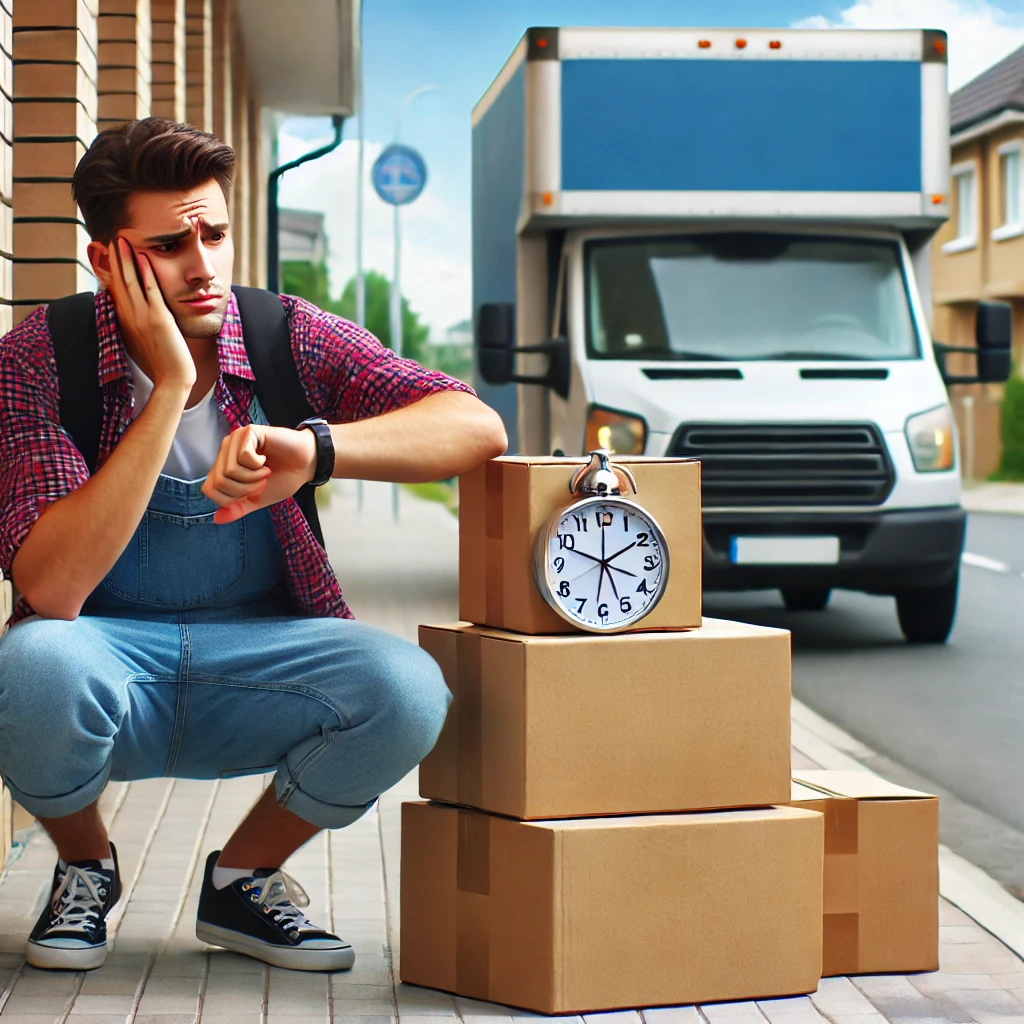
791,697,1024,960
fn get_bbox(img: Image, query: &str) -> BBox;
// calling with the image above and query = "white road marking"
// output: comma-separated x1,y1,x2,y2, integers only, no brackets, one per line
962,552,1011,573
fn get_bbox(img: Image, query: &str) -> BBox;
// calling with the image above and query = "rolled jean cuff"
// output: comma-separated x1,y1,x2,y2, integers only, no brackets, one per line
273,769,375,830
3,761,112,821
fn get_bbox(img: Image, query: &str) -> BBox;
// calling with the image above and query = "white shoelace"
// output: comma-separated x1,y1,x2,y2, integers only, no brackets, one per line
246,870,318,936
47,865,106,934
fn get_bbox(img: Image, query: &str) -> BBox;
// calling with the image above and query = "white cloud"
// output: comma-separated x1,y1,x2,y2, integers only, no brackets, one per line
275,130,470,337
795,0,1024,90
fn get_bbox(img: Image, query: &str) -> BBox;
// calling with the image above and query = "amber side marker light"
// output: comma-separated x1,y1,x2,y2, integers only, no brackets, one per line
933,38,946,56
769,39,782,49
698,39,711,48
542,192,553,206
735,38,748,49
932,194,945,205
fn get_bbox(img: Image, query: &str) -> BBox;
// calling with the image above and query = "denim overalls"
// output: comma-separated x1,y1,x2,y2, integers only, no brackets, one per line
0,398,450,828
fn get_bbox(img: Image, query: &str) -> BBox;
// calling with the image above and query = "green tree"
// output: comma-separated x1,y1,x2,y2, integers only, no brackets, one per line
996,368,1024,480
280,260,430,366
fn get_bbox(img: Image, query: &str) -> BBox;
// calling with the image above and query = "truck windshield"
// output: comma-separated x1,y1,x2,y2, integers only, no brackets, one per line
586,234,920,362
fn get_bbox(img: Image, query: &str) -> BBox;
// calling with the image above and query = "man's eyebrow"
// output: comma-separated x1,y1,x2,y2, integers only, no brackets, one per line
143,227,191,244
142,222,229,244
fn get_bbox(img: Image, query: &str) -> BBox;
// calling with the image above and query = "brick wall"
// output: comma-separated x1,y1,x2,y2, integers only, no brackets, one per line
184,0,210,131
12,0,98,323
0,1,12,338
97,0,151,132
150,0,183,120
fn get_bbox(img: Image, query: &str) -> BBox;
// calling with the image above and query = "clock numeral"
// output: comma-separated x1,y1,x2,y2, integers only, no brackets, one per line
597,602,609,620
643,554,659,572
554,557,565,573
636,532,650,547
620,597,632,614
596,511,613,528
637,579,650,595
575,598,587,615
623,514,629,532
558,580,570,598
570,514,588,532
557,533,575,550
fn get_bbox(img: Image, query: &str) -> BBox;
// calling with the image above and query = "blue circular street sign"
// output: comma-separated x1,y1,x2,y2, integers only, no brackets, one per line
372,144,427,206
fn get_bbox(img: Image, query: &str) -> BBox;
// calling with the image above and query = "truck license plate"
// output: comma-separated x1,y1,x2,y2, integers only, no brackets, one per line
730,536,840,565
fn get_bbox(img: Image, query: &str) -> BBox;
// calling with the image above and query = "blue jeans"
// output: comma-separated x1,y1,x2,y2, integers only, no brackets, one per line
0,464,450,828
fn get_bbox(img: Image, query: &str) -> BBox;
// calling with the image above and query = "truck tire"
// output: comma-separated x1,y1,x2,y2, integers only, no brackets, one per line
895,574,959,644
781,588,831,611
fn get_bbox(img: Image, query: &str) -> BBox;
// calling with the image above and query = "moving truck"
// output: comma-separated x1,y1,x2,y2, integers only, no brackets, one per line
471,26,1012,644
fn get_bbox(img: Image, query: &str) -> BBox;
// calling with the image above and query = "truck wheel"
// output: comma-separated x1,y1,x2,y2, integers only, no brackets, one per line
781,588,831,611
895,574,959,644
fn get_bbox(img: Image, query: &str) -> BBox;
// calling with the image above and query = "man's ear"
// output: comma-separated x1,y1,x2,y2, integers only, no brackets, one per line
87,240,112,288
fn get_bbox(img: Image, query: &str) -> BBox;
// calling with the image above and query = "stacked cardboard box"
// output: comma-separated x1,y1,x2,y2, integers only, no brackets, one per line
401,456,934,1012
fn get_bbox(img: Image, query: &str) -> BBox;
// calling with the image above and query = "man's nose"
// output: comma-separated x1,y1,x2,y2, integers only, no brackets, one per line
184,236,217,284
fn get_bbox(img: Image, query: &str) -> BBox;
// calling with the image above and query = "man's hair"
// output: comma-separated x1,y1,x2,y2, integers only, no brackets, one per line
72,117,235,242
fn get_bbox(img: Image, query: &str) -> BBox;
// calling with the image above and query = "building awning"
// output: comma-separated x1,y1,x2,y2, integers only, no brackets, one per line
235,0,359,116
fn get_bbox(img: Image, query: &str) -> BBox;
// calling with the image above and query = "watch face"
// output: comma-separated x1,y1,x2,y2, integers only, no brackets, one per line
536,497,668,632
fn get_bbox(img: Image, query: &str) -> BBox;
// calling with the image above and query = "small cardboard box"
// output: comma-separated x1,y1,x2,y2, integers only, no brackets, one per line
0,573,11,636
459,456,701,634
400,800,824,1014
419,617,793,818
790,771,939,977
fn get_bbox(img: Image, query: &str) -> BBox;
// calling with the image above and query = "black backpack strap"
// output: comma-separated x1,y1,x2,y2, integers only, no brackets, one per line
232,285,324,548
48,291,104,475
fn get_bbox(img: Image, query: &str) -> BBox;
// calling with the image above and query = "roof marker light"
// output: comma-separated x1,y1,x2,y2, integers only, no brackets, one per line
769,39,782,49
933,37,946,56
542,192,554,206
698,39,711,48
735,38,747,49
932,194,945,205
537,37,547,48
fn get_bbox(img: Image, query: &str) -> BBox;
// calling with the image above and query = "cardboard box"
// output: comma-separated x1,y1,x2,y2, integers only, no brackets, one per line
400,801,824,1013
459,456,701,634
0,573,11,636
790,771,939,977
420,617,793,818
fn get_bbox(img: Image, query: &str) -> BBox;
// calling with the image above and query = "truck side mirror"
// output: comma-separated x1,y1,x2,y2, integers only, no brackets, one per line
476,302,571,399
976,300,1012,384
477,302,516,386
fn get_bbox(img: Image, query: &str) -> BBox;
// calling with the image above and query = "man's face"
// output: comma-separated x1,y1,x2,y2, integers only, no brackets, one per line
96,179,235,340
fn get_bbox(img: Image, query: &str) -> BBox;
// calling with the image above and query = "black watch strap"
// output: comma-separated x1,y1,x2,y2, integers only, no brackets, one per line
297,417,335,487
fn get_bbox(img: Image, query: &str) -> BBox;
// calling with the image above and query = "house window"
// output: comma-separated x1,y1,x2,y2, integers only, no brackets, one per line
942,161,977,254
993,141,1024,241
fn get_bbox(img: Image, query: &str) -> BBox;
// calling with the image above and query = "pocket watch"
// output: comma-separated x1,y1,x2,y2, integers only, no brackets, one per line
533,449,670,632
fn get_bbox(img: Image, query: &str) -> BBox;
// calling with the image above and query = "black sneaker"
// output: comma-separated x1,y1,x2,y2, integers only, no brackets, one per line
26,843,121,971
196,850,354,971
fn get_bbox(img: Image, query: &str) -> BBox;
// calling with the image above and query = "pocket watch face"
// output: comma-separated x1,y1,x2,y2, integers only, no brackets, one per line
536,497,668,632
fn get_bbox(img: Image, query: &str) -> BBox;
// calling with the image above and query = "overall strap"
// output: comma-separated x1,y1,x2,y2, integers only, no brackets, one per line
231,285,325,548
47,291,104,475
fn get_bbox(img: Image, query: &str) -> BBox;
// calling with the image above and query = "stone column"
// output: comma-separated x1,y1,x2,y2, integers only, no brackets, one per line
12,0,98,322
184,0,210,131
97,0,151,132
150,0,183,121
0,1,12,337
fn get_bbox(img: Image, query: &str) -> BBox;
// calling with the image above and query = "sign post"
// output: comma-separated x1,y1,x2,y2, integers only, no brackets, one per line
371,143,428,360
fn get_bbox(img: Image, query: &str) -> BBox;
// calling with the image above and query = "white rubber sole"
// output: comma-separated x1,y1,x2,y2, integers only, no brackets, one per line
196,921,355,971
26,937,107,971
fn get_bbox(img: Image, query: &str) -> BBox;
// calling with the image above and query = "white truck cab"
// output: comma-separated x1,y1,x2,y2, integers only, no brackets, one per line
471,27,1012,643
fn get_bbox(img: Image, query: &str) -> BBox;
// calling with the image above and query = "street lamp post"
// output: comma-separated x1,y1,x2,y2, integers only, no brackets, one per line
390,84,439,360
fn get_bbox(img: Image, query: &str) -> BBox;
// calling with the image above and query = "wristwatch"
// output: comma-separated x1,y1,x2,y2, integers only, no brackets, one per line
296,417,335,488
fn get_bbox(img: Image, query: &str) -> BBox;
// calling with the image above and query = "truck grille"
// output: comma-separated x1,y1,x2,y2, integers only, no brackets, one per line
669,423,894,507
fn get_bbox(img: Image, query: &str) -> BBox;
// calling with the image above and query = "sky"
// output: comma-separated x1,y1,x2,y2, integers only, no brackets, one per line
276,0,1024,338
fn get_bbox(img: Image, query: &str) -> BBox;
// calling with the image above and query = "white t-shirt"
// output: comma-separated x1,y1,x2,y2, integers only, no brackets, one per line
125,353,229,480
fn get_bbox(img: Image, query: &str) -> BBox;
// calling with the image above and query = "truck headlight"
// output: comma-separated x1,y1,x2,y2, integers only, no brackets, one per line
585,407,647,455
905,405,955,472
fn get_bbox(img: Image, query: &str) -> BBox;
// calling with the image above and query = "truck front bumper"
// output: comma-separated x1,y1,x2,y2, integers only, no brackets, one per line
702,507,965,594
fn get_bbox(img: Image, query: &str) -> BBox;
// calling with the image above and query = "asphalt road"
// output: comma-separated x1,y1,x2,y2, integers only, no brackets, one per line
704,511,1024,898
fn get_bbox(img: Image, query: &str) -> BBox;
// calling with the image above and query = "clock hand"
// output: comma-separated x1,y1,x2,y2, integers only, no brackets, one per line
606,563,637,578
606,567,620,601
566,548,602,564
606,540,638,563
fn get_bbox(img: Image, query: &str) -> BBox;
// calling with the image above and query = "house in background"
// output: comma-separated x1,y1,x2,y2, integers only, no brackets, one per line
932,43,1024,479
278,208,327,264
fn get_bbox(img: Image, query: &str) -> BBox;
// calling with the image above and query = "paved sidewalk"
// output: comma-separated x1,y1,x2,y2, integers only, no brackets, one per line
961,482,1024,516
0,480,1020,1022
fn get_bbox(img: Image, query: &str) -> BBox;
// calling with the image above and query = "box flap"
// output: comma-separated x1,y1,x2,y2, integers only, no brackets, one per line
793,770,935,801
492,455,699,466
419,618,789,645
791,780,837,803
523,805,820,832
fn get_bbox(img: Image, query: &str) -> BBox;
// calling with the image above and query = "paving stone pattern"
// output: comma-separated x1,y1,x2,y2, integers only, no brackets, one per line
0,480,1019,1021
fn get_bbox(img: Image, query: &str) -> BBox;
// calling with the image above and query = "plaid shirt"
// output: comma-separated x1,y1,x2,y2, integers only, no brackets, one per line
0,290,473,625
